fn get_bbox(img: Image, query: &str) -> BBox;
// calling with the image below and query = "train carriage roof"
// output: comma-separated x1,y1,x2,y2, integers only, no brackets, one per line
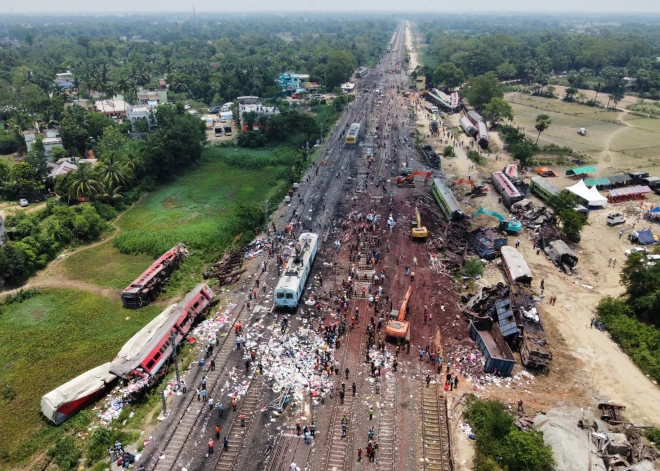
41,362,116,423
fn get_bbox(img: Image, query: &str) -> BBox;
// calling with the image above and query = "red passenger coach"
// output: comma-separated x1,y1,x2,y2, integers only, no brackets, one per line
173,284,216,338
113,284,216,379
121,244,188,309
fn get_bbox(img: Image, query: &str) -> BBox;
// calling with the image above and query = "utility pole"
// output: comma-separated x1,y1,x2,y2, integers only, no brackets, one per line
170,330,180,384
264,199,269,232
192,4,196,23
306,140,310,161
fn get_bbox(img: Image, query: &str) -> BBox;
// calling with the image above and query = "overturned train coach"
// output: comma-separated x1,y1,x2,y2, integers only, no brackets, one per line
121,244,188,308
41,284,215,424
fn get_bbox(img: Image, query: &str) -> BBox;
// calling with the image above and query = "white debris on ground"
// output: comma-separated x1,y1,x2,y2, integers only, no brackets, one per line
258,324,335,396
92,303,238,425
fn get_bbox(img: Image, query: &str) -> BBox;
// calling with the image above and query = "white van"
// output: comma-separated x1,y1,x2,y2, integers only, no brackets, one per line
431,106,439,114
606,213,625,226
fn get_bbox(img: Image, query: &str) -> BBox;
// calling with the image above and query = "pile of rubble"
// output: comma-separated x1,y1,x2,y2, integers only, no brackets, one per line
459,283,552,372
206,250,245,285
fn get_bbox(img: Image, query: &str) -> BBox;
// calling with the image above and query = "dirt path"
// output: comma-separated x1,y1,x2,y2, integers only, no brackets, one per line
1,208,128,300
404,21,419,72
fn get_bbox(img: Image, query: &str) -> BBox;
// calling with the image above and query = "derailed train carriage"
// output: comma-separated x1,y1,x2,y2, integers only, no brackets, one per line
42,284,215,424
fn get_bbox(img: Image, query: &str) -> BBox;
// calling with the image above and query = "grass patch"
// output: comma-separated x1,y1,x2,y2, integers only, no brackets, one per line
628,100,660,117
63,243,155,290
0,288,161,466
63,147,290,294
464,396,555,471
468,150,486,166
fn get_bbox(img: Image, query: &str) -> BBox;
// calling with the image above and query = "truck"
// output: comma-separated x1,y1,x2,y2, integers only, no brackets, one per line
219,111,233,123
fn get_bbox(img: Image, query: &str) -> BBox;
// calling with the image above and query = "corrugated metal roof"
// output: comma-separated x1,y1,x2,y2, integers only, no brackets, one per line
608,186,652,197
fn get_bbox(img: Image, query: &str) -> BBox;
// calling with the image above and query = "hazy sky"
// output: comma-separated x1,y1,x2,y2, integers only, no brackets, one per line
4,0,660,13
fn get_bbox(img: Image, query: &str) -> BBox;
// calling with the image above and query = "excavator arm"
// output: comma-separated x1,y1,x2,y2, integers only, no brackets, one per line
397,286,413,322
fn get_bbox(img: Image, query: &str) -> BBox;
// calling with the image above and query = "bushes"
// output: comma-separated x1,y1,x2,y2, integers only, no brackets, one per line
464,397,555,471
0,202,108,284
596,296,660,384
86,427,137,464
47,436,80,471
468,150,486,165
0,134,20,154
444,145,455,157
462,258,484,277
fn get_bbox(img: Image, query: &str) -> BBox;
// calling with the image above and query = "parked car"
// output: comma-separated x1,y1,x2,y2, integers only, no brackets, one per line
624,247,649,257
19,199,29,207
606,213,625,226
578,128,587,136
209,106,220,114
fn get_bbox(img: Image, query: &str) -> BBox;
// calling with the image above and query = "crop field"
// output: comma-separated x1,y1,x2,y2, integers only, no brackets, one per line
63,147,290,293
506,93,660,173
0,289,161,464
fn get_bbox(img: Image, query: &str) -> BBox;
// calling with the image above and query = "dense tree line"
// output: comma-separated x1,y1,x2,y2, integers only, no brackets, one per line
0,103,205,285
415,18,660,98
0,15,391,124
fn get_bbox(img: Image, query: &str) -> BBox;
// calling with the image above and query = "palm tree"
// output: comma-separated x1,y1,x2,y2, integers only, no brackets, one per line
98,157,128,189
122,140,144,176
99,185,124,203
67,163,104,199
535,114,552,145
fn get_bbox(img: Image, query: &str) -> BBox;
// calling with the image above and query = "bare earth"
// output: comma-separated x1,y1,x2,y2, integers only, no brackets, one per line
412,96,660,428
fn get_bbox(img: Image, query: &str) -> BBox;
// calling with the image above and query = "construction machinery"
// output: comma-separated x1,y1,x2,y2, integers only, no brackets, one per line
471,207,522,234
385,286,412,340
455,178,488,197
395,171,433,187
411,207,428,238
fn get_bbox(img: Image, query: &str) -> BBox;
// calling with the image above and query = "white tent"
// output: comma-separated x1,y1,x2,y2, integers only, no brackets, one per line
566,179,607,207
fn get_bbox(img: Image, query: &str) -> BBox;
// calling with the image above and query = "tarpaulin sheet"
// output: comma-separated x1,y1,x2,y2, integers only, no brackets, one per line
566,166,597,176
608,186,652,198
636,229,656,245
584,178,610,188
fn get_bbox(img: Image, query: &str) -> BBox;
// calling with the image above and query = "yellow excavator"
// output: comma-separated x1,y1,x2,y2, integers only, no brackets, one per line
412,207,428,238
385,286,412,341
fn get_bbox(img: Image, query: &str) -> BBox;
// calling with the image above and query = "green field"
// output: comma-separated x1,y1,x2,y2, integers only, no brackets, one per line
507,93,660,172
0,289,161,465
63,147,290,294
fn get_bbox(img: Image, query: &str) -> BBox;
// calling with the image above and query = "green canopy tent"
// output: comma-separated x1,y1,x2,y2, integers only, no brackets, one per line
566,166,597,177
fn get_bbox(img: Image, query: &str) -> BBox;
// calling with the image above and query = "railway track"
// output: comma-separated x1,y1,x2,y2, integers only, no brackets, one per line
212,374,265,470
375,370,397,471
150,303,263,470
421,381,453,471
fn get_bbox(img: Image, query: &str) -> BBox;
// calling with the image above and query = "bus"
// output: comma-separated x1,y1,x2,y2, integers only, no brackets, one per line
345,123,360,147
491,171,523,207
431,178,465,221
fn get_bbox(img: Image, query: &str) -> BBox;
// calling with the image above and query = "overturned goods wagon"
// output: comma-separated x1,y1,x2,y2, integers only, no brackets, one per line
546,240,578,272
476,120,489,149
466,227,508,260
469,318,516,376
510,284,552,369
121,244,188,308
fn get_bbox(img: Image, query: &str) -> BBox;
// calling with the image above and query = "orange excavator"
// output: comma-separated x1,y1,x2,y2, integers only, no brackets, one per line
385,286,412,340
455,178,488,197
395,171,433,187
